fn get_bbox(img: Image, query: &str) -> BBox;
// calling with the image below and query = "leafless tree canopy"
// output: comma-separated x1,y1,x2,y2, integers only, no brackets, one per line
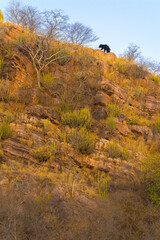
42,10,69,40
6,0,23,25
6,1,41,32
16,33,69,87
19,6,41,32
6,1,99,45
65,22,99,45
124,43,141,61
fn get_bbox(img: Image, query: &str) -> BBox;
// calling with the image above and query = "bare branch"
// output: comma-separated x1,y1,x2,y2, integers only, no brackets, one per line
65,22,99,45
16,33,70,87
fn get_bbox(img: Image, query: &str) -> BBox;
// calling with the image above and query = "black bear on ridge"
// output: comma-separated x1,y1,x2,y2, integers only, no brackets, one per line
99,44,111,53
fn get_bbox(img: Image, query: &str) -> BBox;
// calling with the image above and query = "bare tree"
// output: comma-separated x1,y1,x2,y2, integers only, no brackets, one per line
65,22,99,45
124,43,141,61
124,43,160,74
16,33,70,87
6,1,41,32
141,58,160,74
42,10,69,40
6,0,23,25
19,6,41,32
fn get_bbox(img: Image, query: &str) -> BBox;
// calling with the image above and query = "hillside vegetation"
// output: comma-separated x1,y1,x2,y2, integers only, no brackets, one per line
0,22,160,240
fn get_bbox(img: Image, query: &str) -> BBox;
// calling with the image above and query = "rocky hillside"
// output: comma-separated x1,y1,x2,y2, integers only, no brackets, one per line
0,22,160,240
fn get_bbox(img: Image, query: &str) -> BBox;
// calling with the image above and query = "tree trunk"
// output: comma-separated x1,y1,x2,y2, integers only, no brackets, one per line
37,71,41,88
34,66,41,88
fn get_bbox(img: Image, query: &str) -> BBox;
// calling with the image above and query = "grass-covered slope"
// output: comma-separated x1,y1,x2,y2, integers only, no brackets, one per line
0,22,160,240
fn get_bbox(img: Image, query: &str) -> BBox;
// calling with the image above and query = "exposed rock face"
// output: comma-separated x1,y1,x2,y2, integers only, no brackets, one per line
145,95,160,113
3,138,31,161
117,122,131,136
2,123,44,163
27,106,60,123
131,125,153,142
92,107,108,121
99,78,128,102
94,91,110,106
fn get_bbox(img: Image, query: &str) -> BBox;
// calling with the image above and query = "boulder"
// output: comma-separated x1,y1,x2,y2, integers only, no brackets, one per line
145,95,160,113
99,78,127,101
92,107,108,121
131,125,153,142
27,106,60,124
94,91,110,106
117,122,131,136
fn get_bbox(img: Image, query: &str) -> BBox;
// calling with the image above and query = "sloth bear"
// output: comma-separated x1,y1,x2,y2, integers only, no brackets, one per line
99,44,111,53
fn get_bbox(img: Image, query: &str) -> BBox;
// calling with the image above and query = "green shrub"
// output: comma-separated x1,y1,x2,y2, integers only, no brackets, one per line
107,103,122,117
56,100,69,114
32,140,56,162
127,115,139,125
4,112,14,123
97,172,110,198
61,108,91,128
0,119,12,140
143,154,160,206
0,10,4,23
67,128,95,154
151,74,159,84
40,73,54,90
107,142,129,160
106,117,117,133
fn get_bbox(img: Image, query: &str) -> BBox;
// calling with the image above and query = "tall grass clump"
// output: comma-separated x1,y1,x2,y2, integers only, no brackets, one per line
107,103,122,117
107,142,129,160
43,118,51,133
0,118,12,140
32,140,56,162
61,108,91,128
106,117,117,134
97,172,110,198
67,128,95,154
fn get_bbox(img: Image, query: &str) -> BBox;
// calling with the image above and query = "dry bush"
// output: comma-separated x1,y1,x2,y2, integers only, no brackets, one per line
106,117,117,133
107,142,129,160
31,140,56,162
67,127,95,154
61,108,91,128
107,102,122,117
0,118,12,140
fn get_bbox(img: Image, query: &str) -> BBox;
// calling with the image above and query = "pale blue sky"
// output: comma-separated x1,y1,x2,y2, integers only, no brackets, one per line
0,0,160,62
